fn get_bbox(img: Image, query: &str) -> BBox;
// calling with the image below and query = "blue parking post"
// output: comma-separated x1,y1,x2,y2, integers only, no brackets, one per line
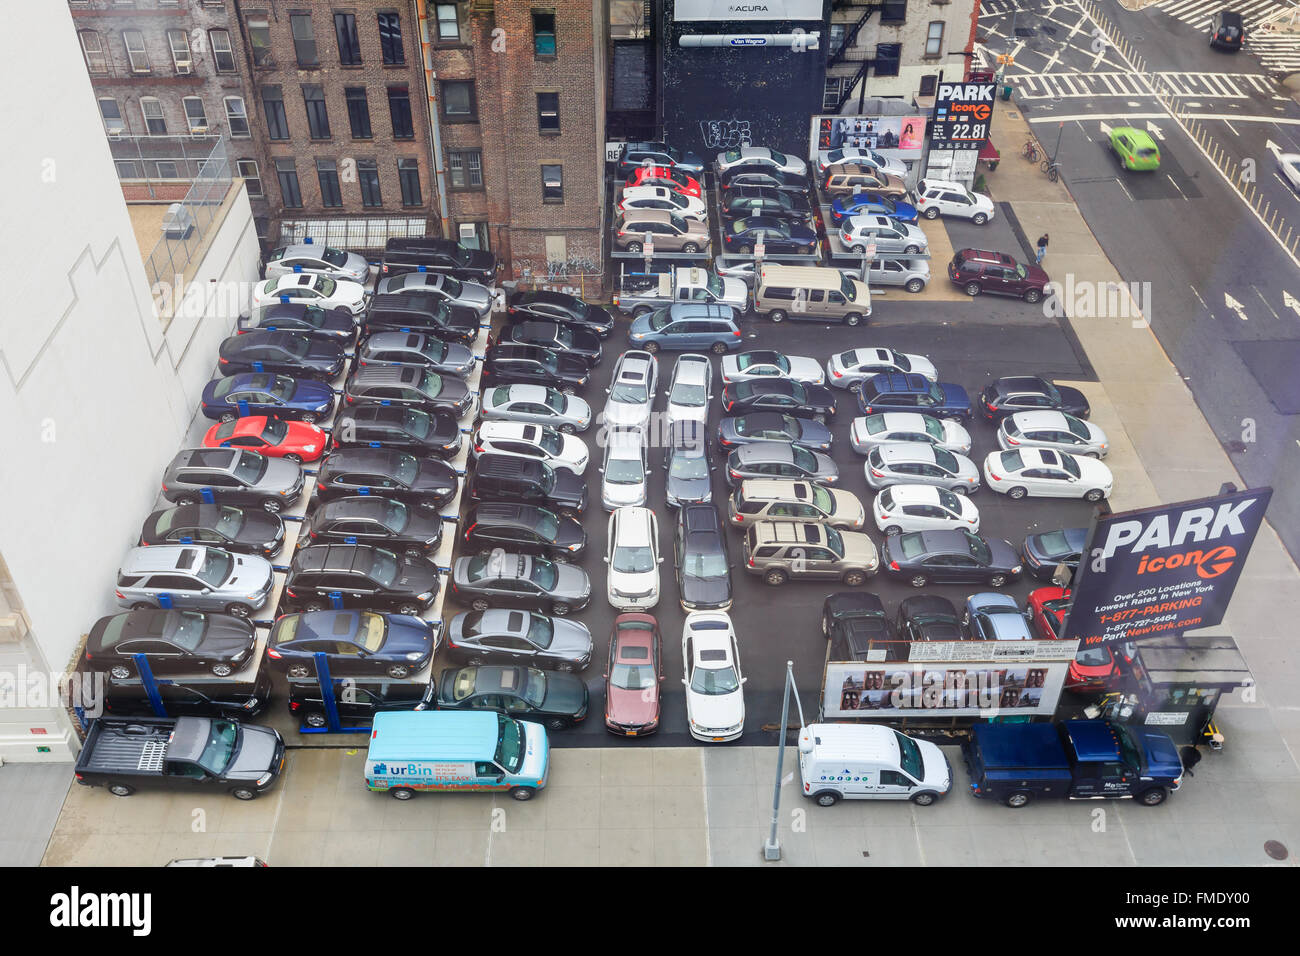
315,652,342,732
157,593,174,609
252,361,265,373
329,591,344,609
133,654,167,718
200,488,215,504
238,400,251,417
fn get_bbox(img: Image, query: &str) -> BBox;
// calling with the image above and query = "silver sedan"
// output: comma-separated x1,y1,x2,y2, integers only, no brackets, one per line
376,271,495,318
478,384,593,434
997,410,1109,459
264,243,370,284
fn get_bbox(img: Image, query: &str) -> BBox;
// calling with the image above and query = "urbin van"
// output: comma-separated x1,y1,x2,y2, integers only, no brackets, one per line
364,710,549,800
798,722,952,806
754,265,871,326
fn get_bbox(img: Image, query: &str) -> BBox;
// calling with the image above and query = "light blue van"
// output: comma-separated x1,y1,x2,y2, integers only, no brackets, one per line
364,711,549,800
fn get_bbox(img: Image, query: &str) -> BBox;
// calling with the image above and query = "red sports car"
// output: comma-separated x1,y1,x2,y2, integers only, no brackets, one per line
202,415,327,463
1027,586,1119,691
624,165,703,198
605,613,662,736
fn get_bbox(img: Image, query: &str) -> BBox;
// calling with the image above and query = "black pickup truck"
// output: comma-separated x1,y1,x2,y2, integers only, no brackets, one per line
74,716,285,800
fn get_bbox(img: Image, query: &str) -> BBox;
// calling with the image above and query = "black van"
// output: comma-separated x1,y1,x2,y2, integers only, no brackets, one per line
380,238,499,284
364,292,480,344
287,677,435,728
97,666,274,720
469,454,587,515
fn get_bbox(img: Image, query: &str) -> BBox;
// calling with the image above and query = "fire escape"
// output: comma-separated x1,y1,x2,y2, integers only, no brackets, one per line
826,0,908,114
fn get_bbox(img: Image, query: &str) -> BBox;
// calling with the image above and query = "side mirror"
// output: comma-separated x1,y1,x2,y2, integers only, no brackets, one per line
598,467,605,474
200,588,213,594
605,388,611,395
741,677,749,684
602,556,609,563
658,556,664,564
680,678,687,684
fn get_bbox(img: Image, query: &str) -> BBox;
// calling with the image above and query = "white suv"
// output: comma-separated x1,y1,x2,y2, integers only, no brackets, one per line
604,350,659,434
600,429,649,510
665,353,713,428
605,506,663,610
472,421,589,475
682,611,745,742
915,179,995,225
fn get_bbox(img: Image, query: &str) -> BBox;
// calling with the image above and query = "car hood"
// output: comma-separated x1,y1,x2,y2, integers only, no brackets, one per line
553,562,592,601
787,357,826,383
829,488,866,527
809,450,839,480
382,614,436,653
1023,263,1050,286
342,252,371,281
1073,456,1112,485
333,281,367,306
941,419,971,452
939,383,971,409
549,618,594,658
688,687,744,729
414,458,459,494
432,376,471,404
917,740,953,791
395,558,442,594
539,672,588,715
550,469,588,507
604,477,647,508
261,456,303,493
197,616,259,657
668,472,712,504
224,725,281,780
290,378,337,407
840,532,879,568
402,507,446,542
553,516,587,549
1135,729,1183,777
682,572,732,608
223,553,274,591
608,680,658,724
604,402,651,429
237,509,285,544
985,537,1021,571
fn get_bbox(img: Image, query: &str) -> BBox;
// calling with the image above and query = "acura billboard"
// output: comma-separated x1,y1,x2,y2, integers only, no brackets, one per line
1061,487,1273,646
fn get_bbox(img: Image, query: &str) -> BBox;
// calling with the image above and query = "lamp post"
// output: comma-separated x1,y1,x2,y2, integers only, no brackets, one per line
763,660,807,862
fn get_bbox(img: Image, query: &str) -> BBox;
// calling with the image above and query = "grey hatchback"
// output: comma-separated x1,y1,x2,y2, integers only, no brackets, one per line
162,448,303,513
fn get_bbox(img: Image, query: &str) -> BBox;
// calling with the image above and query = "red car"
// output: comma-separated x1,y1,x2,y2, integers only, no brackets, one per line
624,165,703,199
1027,586,1119,691
202,415,327,463
605,613,662,736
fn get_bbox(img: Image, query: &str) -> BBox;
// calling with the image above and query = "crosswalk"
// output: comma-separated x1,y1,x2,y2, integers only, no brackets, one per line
1008,69,1275,99
1148,0,1300,74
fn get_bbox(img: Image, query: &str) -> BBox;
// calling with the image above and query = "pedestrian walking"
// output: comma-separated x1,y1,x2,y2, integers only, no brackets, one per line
1035,233,1049,265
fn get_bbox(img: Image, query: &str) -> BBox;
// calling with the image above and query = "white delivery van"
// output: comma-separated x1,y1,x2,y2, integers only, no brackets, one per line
364,710,549,801
797,722,952,806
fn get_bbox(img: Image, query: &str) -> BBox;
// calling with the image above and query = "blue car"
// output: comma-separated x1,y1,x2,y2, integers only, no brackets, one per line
201,372,335,423
856,372,972,421
830,193,919,226
627,303,743,354
721,215,818,255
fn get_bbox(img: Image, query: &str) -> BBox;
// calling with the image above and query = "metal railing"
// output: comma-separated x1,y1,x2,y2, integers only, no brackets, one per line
141,136,232,291
109,133,224,197
275,217,431,257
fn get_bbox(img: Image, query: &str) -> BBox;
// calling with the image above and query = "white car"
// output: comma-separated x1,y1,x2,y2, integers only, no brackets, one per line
998,410,1109,459
873,484,980,535
250,273,367,315
472,421,589,475
914,178,996,225
479,384,592,433
604,350,658,433
826,348,937,387
721,349,825,386
681,611,745,743
850,413,970,456
983,448,1113,501
618,185,708,221
815,146,907,180
605,506,662,609
666,353,713,428
715,145,807,177
600,430,649,511
264,243,370,284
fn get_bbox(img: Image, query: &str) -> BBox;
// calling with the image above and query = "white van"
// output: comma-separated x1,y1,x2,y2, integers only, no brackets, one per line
797,722,952,806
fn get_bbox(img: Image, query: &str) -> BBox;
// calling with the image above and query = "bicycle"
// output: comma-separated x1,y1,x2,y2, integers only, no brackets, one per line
1021,139,1041,162
1040,158,1061,183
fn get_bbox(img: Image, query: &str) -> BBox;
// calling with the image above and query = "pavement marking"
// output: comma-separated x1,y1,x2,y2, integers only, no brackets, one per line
700,749,712,866
1166,174,1190,201
1284,290,1300,316
1027,111,1300,125
1189,285,1209,311
1225,292,1250,320
1147,121,1166,141
1254,285,1281,320
1223,120,1240,136
1115,176,1135,202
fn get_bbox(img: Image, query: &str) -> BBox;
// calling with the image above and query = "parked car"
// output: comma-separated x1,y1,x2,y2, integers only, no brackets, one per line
200,373,334,424
872,484,981,536
624,164,703,197
251,273,367,315
720,185,814,222
217,330,345,380
715,146,807,177
998,410,1109,459
355,331,475,377
161,448,302,512
723,378,837,422
896,594,963,642
984,448,1113,502
822,163,907,200
829,192,917,226
615,209,711,254
141,503,284,557
741,520,878,586
856,372,971,421
606,506,663,610
600,429,649,511
841,215,929,256
315,447,459,510
721,349,825,386
798,723,952,806
722,215,818,255
463,502,587,561
379,236,498,283
103,672,272,721
1108,126,1161,171
718,412,832,453
666,353,713,427
264,242,370,284
881,529,1022,589
344,365,474,418
1027,586,1120,689
202,415,327,463
282,544,441,616
469,454,587,516
682,611,746,742
478,383,592,433
827,348,937,388
728,479,865,529
627,303,743,355
480,343,590,393
948,248,1050,303
287,677,434,729
375,271,494,318
494,321,602,366
86,609,257,679
980,376,1090,422
665,420,714,508
436,665,588,730
816,146,907,179
473,421,589,475
822,592,899,661
617,141,706,177
719,166,810,193
964,592,1033,642
674,504,733,612
115,545,273,618
914,179,996,224
363,292,480,343
268,609,438,678
446,609,593,671
850,412,970,456
1022,527,1088,582
302,496,444,556
605,614,663,736
619,184,708,220
857,257,931,293
238,302,356,344
504,290,615,338
1209,10,1245,50
726,442,838,486
450,547,591,616
605,349,659,432
332,404,462,457
863,443,980,494
613,266,748,316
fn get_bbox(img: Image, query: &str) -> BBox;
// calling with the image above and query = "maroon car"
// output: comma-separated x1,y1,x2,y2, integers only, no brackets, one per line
948,248,1050,304
604,613,662,736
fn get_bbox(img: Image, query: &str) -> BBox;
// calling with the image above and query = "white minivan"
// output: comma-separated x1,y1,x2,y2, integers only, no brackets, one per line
798,722,952,806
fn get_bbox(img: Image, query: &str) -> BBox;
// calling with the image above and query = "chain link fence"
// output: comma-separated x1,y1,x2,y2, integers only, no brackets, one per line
138,136,232,290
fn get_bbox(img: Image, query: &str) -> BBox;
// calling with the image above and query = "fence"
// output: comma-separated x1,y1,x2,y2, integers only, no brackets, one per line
140,136,233,291
110,133,224,201
275,217,431,257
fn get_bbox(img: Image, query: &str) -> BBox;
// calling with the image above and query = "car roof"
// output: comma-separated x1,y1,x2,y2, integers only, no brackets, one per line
612,505,655,544
478,420,539,442
292,544,376,573
753,520,827,544
736,442,798,464
876,443,939,464
899,594,958,618
616,352,654,377
324,446,405,470
605,430,645,458
995,375,1050,393
883,484,942,504
620,208,673,225
1011,410,1073,429
666,303,735,320
955,248,1015,266
867,372,929,393
120,545,206,574
913,530,975,555
353,365,424,386
672,355,712,385
738,478,817,500
175,447,240,470
368,711,500,762
681,503,722,533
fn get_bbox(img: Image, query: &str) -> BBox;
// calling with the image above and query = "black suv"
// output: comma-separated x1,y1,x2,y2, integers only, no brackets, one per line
140,503,285,557
283,544,441,614
494,321,603,366
238,302,357,344
332,404,462,457
720,185,814,222
822,592,900,661
287,677,435,729
1209,10,1244,50
380,237,499,283
481,343,591,392
364,292,480,343
719,166,810,194
948,248,1050,303
674,504,732,612
315,447,459,510
978,375,1090,422
218,330,346,380
896,595,963,642
303,496,444,556
464,503,587,561
343,365,473,417
469,454,587,515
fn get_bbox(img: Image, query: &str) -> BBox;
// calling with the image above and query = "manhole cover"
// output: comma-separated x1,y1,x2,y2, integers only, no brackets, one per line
1265,840,1289,860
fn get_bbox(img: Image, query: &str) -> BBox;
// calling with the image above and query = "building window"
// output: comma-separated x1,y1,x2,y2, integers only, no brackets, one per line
345,87,373,138
237,158,263,198
334,12,362,65
317,159,343,207
277,158,303,208
79,31,109,76
140,97,167,135
358,159,382,207
210,29,236,72
246,14,272,66
874,43,902,77
156,161,180,179
442,81,476,121
533,11,556,57
183,97,208,132
537,92,560,134
123,30,150,73
881,0,907,23
388,86,414,139
448,150,483,189
822,77,846,112
434,5,458,41
262,85,289,140
919,74,938,97
99,98,126,134
827,24,846,55
541,164,563,203
116,161,142,180
167,30,192,73
458,221,489,251
926,21,945,56
291,12,318,67
302,85,330,139
379,11,406,62
398,158,422,206
225,97,250,137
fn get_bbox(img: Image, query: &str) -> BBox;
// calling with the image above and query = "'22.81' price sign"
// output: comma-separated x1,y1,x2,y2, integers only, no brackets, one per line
930,82,996,150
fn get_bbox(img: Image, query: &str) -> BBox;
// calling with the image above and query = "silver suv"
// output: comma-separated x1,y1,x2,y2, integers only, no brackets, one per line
741,520,879,587
115,545,275,618
162,448,303,513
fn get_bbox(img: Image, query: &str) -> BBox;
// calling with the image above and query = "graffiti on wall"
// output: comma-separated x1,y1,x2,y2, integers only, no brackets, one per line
699,119,752,150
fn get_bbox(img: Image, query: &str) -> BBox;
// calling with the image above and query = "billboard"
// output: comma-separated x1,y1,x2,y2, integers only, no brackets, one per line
930,82,996,150
823,659,1074,720
814,115,926,156
674,0,825,20
1062,487,1273,647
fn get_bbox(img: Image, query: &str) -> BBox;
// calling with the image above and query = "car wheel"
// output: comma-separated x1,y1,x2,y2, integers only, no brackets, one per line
799,245,814,254
396,604,421,617
1084,488,1106,502
466,655,486,666
972,213,989,225
173,495,197,507
909,574,928,589
682,242,700,254
904,244,920,255
905,278,925,294
1005,791,1033,808
108,783,135,797
738,244,753,254
1004,485,1028,501
555,661,575,673
226,604,253,619
509,786,535,801
471,598,490,612
814,790,841,807
1140,787,1167,807
220,412,237,424
822,615,831,637
911,791,938,806
843,313,862,327
964,281,982,297
561,385,576,396
262,497,283,514
406,546,423,558
305,713,328,728
988,574,1009,588
768,309,788,324
884,524,902,536
387,664,413,679
643,341,661,354
545,717,569,731
764,569,789,586
301,412,318,424
711,341,729,355
230,787,257,801
283,453,303,463
287,664,312,679
303,600,325,612
559,423,576,435
1023,288,1043,304
551,602,571,616
390,787,415,801
633,305,654,317
210,663,234,678
109,664,132,680
625,241,643,253
924,206,941,220
842,570,867,587
852,244,866,255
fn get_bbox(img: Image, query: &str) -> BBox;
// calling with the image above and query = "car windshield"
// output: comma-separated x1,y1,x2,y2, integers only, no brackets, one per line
1136,147,1159,159
417,338,450,362
394,454,419,486
322,247,348,267
232,451,267,485
195,719,239,775
672,380,707,407
669,213,688,233
526,615,554,648
402,409,432,439
543,387,566,410
684,549,728,579
355,612,386,651
706,273,724,297
281,335,311,359
529,558,558,590
1076,646,1113,666
419,372,444,399
670,449,709,480
384,499,409,531
366,549,399,588
96,613,134,647
723,150,741,163
824,525,845,558
691,663,740,695
314,277,337,297
936,490,961,514
965,533,992,565
810,484,834,514
195,550,232,588
792,446,817,471
214,506,244,539
258,417,287,443
611,379,649,404
552,326,574,350
537,429,562,456
520,670,548,708
611,650,657,689
933,448,959,473
768,149,788,165
495,715,525,773
647,308,673,331
731,217,750,233
1062,415,1089,440
894,731,924,780
168,611,208,651
606,454,645,485
666,191,687,209
442,276,464,297
925,381,946,403
841,274,861,300
533,510,560,541
613,544,655,574
1060,454,1081,478
920,417,942,441
1000,450,1025,472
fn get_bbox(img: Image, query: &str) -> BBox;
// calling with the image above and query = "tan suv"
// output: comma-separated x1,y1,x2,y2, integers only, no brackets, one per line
754,264,871,326
615,209,711,254
728,479,865,529
741,520,879,586
822,163,907,200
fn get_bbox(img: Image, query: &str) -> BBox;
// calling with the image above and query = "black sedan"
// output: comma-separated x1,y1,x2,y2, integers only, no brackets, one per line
822,593,899,661
267,609,437,679
721,215,818,255
355,332,475,377
505,290,615,338
722,379,837,422
717,412,833,452
675,504,732,612
218,330,346,380
140,504,285,557
979,376,1091,423
480,344,590,392
332,404,462,457
86,609,257,679
315,447,459,510
435,665,589,730
895,595,963,642
302,496,445,556
238,302,357,344
719,166,810,194
721,185,814,221
1022,526,1088,582
445,610,594,671
494,321,603,366
882,530,1023,589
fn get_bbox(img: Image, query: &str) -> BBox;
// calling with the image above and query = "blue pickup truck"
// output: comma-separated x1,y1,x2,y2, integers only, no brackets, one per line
964,720,1183,808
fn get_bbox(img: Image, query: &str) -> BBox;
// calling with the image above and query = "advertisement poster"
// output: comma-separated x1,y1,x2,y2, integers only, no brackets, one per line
929,82,996,150
1062,487,1273,647
814,115,926,156
822,660,1073,719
